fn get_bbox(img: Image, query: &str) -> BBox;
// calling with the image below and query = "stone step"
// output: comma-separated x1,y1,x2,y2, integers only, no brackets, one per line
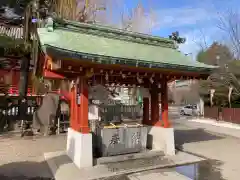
128,171,192,180
96,150,164,165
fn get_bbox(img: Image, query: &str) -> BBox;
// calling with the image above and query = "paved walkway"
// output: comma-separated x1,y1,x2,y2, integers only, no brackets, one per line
128,170,191,180
173,118,240,180
187,119,240,138
1,111,240,180
44,151,202,180
0,133,66,179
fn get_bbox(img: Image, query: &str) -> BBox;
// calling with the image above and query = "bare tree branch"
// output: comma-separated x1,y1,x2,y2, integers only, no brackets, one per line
217,9,240,59
192,28,210,51
119,1,158,34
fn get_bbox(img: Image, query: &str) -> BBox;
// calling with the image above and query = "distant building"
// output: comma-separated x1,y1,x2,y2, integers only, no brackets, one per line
168,80,199,105
169,79,196,91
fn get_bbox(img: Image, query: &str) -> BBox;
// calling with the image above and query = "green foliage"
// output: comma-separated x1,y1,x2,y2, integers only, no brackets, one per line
196,42,234,66
196,42,240,107
196,50,208,63
0,35,22,47
0,35,30,56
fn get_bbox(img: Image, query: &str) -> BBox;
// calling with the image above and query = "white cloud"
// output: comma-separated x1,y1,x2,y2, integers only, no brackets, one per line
152,0,239,59
153,5,220,58
156,6,217,28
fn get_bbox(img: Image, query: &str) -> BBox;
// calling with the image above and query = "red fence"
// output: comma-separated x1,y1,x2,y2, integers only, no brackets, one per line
204,107,219,120
204,107,240,124
222,108,240,124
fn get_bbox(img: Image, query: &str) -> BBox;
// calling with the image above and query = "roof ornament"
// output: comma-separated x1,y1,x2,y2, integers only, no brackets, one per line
46,17,54,32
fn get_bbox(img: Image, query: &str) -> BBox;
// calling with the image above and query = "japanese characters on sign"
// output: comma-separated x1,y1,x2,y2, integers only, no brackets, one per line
110,132,120,146
131,131,141,145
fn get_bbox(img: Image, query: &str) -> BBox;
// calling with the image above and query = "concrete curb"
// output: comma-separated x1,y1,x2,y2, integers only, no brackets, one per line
44,151,64,178
44,151,205,180
96,150,164,164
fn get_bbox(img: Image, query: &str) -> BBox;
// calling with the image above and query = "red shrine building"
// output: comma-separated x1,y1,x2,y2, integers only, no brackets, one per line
36,18,216,168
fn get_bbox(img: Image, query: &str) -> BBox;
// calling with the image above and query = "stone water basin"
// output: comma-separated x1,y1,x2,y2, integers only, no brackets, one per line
95,124,148,157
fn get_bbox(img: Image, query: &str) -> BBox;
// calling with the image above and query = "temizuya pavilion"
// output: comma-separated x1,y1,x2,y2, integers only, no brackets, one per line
36,19,215,169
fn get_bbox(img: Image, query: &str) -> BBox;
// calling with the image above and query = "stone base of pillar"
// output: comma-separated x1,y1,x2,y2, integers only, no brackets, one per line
147,126,175,156
66,128,93,168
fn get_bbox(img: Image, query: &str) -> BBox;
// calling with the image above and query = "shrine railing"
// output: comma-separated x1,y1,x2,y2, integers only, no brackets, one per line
222,108,240,124
204,106,219,120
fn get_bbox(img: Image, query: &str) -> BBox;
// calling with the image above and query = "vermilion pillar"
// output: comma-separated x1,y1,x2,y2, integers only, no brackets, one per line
79,77,89,134
70,85,77,130
150,86,160,125
142,97,150,125
161,77,170,128
70,77,90,134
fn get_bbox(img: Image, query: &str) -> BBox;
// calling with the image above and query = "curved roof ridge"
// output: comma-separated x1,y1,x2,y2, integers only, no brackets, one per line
54,18,176,49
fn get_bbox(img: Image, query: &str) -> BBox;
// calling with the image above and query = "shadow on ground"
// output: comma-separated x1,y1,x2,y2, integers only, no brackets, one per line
174,127,226,180
175,150,226,180
174,128,224,147
0,154,69,180
197,159,226,180
0,148,226,180
174,128,226,179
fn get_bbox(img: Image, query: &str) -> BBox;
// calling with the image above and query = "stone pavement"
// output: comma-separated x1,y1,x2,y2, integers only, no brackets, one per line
128,169,191,180
169,105,240,139
44,150,204,180
0,133,66,179
173,117,240,180
1,109,240,180
186,119,240,138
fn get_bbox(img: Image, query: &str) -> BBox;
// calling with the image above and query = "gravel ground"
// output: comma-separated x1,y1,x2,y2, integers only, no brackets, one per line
0,132,66,179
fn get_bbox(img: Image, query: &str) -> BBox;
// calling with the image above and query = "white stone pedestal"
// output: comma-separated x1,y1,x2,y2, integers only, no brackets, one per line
66,128,93,169
147,126,175,156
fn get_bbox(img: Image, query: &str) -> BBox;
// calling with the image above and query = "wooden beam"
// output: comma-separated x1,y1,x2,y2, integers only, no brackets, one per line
43,70,65,79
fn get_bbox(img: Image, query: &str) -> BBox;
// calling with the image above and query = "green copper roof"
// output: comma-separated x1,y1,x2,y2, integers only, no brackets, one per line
37,19,216,73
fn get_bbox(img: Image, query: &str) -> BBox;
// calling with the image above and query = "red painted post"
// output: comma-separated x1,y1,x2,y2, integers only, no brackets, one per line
70,85,77,130
79,77,90,134
161,77,170,128
150,87,160,125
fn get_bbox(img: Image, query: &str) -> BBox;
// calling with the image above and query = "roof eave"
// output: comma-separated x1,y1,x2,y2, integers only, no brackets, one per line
44,45,215,74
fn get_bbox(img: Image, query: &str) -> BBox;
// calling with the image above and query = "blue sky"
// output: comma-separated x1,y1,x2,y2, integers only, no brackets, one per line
123,0,239,58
